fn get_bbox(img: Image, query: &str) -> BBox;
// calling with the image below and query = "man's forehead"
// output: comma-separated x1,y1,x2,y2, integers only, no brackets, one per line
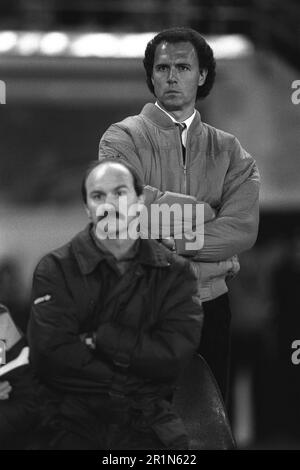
154,41,197,61
87,162,133,188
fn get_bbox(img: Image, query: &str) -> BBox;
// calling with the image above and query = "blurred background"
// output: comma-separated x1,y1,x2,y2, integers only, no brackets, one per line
0,0,299,449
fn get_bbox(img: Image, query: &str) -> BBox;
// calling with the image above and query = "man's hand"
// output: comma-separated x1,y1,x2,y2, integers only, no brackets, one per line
189,256,240,280
0,381,12,400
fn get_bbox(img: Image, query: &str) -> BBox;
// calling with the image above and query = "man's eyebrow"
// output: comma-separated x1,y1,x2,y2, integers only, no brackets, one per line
155,60,191,66
90,189,106,195
90,185,128,194
114,184,129,190
175,60,192,66
155,62,169,66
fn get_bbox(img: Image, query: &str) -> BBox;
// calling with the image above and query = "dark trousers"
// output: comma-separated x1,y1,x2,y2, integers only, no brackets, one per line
45,398,189,450
198,293,231,403
49,422,171,450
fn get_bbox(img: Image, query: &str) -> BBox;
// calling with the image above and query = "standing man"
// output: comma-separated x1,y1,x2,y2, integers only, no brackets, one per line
99,27,260,401
28,158,203,450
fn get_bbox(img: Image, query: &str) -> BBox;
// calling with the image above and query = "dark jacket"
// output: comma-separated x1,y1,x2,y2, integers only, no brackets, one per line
28,226,203,421
0,338,40,449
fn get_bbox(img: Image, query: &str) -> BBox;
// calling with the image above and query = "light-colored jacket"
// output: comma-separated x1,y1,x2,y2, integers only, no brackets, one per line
99,103,260,301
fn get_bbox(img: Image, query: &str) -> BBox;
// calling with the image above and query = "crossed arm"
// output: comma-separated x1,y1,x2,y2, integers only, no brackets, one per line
28,258,203,391
100,127,260,262
89,264,203,381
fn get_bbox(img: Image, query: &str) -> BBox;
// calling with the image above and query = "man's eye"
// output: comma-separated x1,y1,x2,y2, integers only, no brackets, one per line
157,65,168,72
116,190,126,197
178,65,189,71
93,194,103,201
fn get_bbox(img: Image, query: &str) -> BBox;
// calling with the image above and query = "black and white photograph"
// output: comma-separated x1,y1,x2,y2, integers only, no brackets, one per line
0,0,299,454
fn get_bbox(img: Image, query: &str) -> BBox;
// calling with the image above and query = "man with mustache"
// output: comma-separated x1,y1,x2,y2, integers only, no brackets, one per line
28,157,203,450
99,27,260,401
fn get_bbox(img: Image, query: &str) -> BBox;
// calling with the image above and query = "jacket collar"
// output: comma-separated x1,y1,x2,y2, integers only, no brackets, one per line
71,224,171,274
141,102,203,135
155,101,196,130
138,238,171,268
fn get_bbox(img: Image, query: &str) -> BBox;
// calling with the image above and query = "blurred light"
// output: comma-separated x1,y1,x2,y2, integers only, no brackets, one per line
71,33,119,57
0,31,253,59
17,32,41,55
120,33,155,58
0,31,17,53
211,34,254,59
70,33,157,58
40,32,69,55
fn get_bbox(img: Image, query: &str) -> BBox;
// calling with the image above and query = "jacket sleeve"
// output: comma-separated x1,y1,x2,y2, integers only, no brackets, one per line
28,257,114,393
100,127,259,261
192,138,260,262
94,262,203,381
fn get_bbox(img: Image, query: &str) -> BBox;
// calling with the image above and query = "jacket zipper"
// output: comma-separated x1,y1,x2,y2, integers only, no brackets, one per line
183,130,188,195
178,127,187,195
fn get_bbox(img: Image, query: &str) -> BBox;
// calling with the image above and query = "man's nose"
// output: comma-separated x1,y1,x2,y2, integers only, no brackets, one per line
167,66,177,83
104,193,115,205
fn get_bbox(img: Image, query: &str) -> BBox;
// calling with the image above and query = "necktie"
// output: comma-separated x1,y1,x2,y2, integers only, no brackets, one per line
176,122,187,165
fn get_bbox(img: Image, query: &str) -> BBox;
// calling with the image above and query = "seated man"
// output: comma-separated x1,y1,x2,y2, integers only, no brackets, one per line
28,157,203,450
0,304,39,450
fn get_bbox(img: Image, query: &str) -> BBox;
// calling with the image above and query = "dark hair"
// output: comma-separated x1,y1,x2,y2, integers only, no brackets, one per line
0,303,8,316
81,157,144,204
143,27,216,100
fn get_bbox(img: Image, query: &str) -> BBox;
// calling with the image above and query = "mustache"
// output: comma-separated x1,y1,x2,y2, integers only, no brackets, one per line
97,211,108,222
96,211,122,222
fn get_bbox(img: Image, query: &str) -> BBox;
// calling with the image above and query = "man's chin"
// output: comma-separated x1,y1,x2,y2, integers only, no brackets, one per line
160,99,182,111
95,227,131,241
95,229,117,240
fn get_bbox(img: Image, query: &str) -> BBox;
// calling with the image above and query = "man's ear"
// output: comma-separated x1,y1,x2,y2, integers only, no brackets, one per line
84,204,91,219
198,69,208,86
